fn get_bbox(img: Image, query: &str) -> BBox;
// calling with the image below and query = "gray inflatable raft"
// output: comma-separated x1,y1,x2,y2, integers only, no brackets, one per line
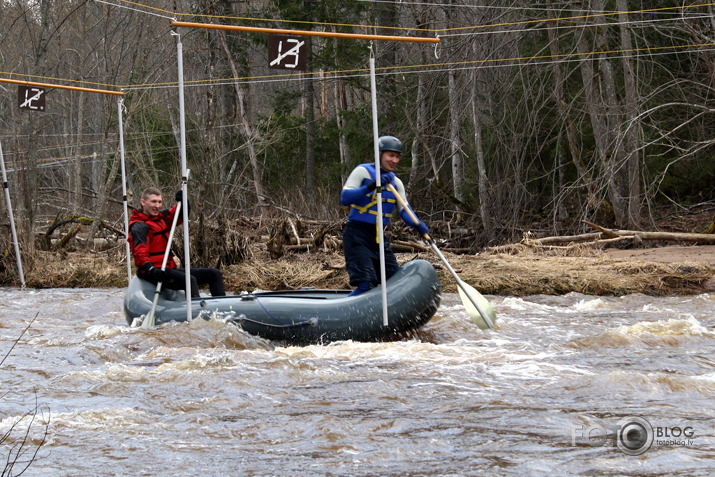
124,259,441,344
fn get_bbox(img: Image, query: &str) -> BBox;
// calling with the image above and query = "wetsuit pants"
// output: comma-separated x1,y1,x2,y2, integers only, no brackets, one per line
139,267,226,298
342,221,400,287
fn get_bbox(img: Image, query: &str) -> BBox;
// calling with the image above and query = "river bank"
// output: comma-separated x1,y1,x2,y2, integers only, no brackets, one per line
12,243,715,296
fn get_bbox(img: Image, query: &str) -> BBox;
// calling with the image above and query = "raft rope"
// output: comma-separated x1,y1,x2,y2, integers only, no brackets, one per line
226,315,318,328
210,294,319,328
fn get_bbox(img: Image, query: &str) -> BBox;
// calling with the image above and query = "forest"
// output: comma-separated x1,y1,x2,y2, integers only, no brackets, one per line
1,0,715,271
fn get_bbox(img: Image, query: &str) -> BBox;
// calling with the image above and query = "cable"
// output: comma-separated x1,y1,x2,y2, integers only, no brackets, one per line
226,315,317,328
107,0,427,33
0,70,122,91
442,13,715,38
106,0,715,36
116,40,715,91
4,2,713,91
94,0,174,20
222,294,319,328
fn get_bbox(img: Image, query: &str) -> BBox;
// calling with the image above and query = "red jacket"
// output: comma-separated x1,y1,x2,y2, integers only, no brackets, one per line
128,205,181,269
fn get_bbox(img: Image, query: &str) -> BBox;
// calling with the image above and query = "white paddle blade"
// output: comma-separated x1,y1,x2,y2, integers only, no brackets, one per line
458,283,497,330
142,310,156,328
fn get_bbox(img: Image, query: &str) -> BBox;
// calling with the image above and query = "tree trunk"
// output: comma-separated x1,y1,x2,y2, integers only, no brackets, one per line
85,140,116,249
448,68,464,209
17,0,55,255
577,1,627,226
547,3,598,216
304,73,316,193
617,0,642,228
329,31,351,182
595,8,628,227
376,0,398,130
415,46,439,182
470,81,492,242
444,3,464,213
335,79,351,182
216,31,266,207
578,0,633,227
71,92,85,214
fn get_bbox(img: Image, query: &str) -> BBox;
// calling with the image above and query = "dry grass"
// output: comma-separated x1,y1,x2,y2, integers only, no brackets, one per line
439,247,714,296
223,253,349,292
22,251,128,288
9,245,715,297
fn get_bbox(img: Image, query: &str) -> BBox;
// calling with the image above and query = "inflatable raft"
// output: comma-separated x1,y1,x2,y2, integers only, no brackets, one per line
124,259,441,344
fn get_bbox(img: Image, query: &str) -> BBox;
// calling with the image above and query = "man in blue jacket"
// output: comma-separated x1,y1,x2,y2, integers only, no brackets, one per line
340,136,429,296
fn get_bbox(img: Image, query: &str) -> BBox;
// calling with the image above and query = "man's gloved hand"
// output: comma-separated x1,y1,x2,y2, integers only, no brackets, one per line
175,190,183,203
364,172,395,192
415,221,430,236
380,172,395,186
149,266,166,282
141,262,166,282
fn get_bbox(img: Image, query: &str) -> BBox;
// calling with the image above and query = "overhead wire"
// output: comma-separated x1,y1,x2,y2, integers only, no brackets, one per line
2,1,711,92
24,0,711,92
4,0,713,186
0,70,122,92
106,0,715,36
356,0,710,16
5,38,714,94
4,4,708,220
433,3,715,35
116,38,715,92
1,121,260,163
446,13,715,38
106,0,428,33
94,0,174,20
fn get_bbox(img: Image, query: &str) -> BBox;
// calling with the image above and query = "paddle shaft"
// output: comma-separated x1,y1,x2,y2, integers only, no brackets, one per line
143,201,182,327
385,184,494,329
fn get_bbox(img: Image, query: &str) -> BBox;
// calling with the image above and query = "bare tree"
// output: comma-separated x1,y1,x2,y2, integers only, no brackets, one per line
1,313,47,477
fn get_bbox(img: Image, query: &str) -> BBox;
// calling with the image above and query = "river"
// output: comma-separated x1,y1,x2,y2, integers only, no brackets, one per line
1,288,714,476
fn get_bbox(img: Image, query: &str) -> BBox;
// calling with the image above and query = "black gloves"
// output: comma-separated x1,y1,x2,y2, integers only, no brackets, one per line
140,262,166,282
175,190,190,213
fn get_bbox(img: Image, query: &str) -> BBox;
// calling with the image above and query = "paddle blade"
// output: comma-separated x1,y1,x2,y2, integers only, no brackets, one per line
457,282,497,330
142,311,156,328
142,286,162,328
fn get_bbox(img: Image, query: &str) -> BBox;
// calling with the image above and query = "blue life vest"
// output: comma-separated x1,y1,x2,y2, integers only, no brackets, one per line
347,163,398,226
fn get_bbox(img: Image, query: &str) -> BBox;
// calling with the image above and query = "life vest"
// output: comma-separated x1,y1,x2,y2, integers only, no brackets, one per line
127,206,179,269
347,163,398,227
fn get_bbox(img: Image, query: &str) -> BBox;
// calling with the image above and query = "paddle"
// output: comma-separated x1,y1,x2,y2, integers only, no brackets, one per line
386,183,496,330
143,201,182,328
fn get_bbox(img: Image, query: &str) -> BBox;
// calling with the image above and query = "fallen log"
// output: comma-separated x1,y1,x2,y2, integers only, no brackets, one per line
523,232,601,245
583,221,715,244
391,240,430,253
40,216,126,251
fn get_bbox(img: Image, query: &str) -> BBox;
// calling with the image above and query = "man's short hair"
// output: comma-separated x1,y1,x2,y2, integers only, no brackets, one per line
141,187,162,200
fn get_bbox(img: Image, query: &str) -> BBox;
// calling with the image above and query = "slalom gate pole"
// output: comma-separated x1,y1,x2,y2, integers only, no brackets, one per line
0,140,25,287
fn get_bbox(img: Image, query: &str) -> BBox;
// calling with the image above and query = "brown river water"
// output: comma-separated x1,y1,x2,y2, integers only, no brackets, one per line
1,288,714,476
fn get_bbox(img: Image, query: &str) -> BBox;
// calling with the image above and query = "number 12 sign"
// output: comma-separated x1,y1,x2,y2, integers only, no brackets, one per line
18,85,46,111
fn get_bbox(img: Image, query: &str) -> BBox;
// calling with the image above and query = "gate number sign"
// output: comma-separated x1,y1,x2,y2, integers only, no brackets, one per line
18,85,46,111
268,35,307,70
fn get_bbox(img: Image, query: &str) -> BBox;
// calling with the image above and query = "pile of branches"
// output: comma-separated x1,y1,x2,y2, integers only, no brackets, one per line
39,210,715,269
487,220,715,255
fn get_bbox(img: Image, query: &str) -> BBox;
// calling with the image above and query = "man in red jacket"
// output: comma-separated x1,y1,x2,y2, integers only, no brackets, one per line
128,187,225,297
